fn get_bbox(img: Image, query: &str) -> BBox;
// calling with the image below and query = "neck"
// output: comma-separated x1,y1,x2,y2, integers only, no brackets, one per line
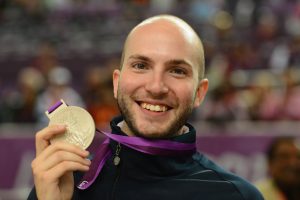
117,120,189,138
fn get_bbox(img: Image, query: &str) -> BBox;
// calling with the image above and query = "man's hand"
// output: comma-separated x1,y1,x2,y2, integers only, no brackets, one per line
31,125,91,200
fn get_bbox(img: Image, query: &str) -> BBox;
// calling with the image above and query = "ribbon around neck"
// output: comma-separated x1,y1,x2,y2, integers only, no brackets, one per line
77,130,196,190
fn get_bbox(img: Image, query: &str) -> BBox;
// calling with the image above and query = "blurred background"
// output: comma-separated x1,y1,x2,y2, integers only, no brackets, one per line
1,0,300,199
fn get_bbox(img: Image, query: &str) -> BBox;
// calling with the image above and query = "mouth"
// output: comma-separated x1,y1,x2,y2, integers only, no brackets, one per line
138,102,170,112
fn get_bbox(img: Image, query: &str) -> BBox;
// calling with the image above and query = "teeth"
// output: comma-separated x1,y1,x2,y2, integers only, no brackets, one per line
150,105,155,111
141,103,168,112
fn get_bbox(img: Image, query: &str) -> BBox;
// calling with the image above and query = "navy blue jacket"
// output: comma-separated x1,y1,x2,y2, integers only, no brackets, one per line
28,116,264,200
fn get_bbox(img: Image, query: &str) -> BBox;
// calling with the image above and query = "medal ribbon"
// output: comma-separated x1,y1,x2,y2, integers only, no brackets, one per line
46,100,196,190
47,100,64,113
77,130,196,190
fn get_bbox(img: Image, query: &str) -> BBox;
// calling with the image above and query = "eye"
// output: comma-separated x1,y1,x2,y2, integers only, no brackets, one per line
169,67,187,76
132,62,147,70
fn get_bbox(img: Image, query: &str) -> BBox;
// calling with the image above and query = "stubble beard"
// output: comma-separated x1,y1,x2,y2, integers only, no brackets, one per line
117,92,194,139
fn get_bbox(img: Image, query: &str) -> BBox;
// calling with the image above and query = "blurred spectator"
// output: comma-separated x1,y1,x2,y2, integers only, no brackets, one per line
35,66,85,126
31,42,59,79
256,136,300,200
252,71,284,120
201,80,246,122
0,67,45,123
82,62,118,130
282,68,300,120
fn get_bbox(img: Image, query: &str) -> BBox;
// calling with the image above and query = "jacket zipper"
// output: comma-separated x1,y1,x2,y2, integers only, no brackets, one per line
113,143,121,166
110,143,122,200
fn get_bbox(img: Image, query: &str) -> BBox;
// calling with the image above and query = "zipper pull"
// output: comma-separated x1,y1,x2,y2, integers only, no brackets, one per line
113,143,121,166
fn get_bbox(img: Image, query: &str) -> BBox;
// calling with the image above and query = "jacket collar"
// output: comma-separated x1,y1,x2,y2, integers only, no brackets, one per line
110,115,196,143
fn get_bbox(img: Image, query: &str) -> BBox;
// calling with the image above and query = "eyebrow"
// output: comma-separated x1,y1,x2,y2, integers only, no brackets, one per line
165,59,193,68
128,54,192,68
128,55,153,64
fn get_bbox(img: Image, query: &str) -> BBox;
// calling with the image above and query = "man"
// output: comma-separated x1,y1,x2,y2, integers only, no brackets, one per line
28,15,263,200
256,137,300,200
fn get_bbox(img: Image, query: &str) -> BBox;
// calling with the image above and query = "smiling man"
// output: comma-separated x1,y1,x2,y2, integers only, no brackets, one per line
28,15,263,200
113,16,207,139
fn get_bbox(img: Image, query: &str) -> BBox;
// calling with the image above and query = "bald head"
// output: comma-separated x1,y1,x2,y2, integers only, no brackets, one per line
113,15,209,138
120,15,205,79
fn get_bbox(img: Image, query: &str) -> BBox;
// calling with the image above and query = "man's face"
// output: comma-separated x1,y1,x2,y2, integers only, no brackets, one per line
269,141,300,187
113,22,208,138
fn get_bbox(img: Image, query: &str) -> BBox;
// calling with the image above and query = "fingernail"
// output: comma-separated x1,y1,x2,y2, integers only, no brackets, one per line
56,124,66,129
85,159,91,165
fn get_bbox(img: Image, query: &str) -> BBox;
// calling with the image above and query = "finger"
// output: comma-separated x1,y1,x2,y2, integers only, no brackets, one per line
42,161,90,183
38,150,91,172
35,125,67,156
34,142,89,166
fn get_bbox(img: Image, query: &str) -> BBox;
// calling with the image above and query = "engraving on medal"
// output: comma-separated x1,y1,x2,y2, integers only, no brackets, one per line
47,106,95,149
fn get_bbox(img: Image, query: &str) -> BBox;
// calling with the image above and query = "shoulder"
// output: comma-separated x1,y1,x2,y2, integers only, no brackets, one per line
193,153,264,200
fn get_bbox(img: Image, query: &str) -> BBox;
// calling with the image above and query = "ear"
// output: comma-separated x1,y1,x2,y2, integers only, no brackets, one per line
112,69,121,99
193,78,209,108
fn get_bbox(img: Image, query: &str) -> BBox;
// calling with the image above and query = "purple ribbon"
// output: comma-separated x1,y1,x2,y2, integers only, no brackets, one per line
48,100,63,113
77,130,196,190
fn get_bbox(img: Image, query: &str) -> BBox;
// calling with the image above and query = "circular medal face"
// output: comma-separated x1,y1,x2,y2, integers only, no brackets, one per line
49,106,95,149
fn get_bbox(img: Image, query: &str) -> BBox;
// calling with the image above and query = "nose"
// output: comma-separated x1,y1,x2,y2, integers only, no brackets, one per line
144,71,169,97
